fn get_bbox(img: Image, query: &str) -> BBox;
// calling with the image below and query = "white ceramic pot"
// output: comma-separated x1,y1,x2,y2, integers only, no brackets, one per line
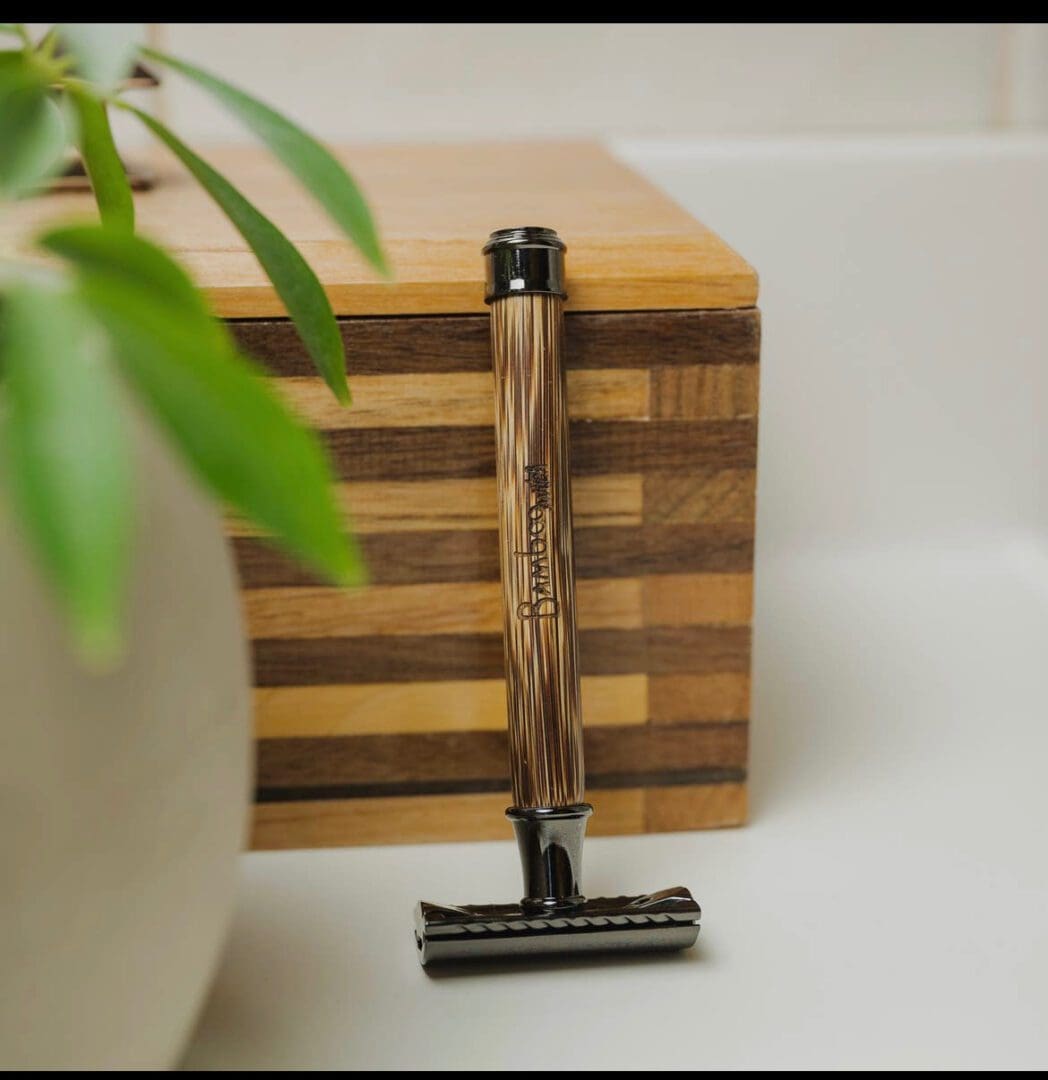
0,423,252,1068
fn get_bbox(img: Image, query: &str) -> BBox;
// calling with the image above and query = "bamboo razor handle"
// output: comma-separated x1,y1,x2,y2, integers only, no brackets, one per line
485,228,585,810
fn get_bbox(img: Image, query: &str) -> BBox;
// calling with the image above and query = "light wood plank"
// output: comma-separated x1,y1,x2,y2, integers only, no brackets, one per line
254,674,647,738
645,782,747,832
651,364,759,420
648,673,751,724
243,578,643,639
643,573,753,627
276,369,649,428
227,473,643,536
3,142,758,316
644,468,756,525
252,787,645,849
243,572,753,640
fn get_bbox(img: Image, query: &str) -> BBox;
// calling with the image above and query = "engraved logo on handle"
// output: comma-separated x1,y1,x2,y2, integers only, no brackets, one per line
515,464,559,620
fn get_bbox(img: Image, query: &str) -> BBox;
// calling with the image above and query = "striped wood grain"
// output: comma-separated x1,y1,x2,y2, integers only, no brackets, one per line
253,667,751,738
231,309,760,376
251,782,749,849
318,419,757,481
255,722,748,801
236,308,758,845
233,523,754,588
250,625,752,686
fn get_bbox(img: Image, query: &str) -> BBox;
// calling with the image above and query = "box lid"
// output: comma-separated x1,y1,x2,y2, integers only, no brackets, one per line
5,140,757,317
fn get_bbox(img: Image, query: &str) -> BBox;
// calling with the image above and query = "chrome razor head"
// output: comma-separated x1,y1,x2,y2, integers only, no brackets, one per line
415,886,700,966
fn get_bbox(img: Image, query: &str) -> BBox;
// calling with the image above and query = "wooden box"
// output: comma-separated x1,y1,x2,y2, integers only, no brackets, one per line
40,141,761,848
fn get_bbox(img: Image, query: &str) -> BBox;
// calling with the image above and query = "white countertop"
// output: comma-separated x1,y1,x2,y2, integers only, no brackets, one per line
183,545,1048,1069
185,137,1048,1069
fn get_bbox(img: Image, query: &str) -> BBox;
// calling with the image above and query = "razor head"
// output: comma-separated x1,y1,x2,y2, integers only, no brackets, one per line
415,886,700,966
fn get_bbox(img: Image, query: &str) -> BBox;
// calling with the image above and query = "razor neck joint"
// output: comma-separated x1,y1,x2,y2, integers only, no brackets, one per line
507,804,592,910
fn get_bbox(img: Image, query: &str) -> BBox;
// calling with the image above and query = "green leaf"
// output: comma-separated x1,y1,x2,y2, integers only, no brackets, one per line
121,102,351,405
0,57,68,197
56,23,137,90
42,223,217,338
0,281,133,666
68,86,134,230
141,46,388,278
40,224,363,586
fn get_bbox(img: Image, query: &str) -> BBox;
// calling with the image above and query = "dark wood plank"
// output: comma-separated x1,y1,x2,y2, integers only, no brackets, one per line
569,309,759,370
251,625,751,686
255,768,746,801
320,419,756,482
255,722,748,800
231,308,760,378
254,633,507,686
233,522,754,588
643,625,751,674
235,530,500,588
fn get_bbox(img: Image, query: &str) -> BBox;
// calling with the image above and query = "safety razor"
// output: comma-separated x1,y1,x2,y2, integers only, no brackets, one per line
415,227,701,965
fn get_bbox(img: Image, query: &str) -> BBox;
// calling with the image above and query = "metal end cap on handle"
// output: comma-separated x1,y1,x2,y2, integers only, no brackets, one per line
483,226,567,303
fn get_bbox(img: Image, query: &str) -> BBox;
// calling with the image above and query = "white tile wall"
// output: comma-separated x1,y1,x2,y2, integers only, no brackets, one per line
21,23,1046,140
146,23,1039,141
1007,23,1048,128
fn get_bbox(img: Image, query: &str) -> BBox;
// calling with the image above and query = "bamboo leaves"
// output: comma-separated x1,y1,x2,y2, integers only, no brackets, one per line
69,87,134,230
42,225,363,593
1,282,133,666
122,104,352,404
0,28,383,663
142,47,388,277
